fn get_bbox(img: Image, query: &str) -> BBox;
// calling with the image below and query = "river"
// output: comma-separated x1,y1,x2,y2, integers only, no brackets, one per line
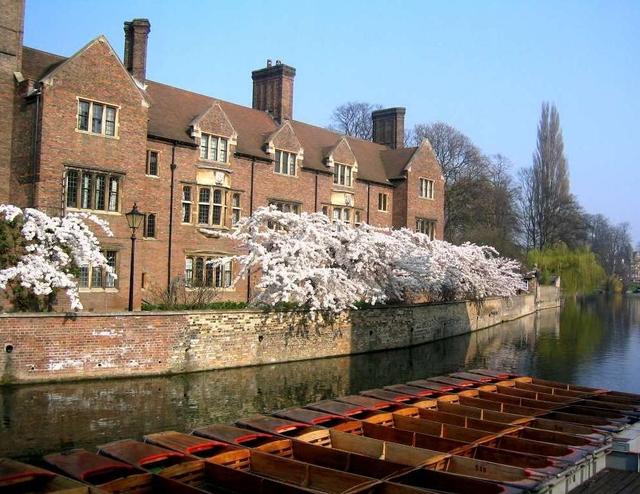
1,295,639,459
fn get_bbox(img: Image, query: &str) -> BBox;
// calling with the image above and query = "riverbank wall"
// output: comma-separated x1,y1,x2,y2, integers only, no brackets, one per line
0,286,560,384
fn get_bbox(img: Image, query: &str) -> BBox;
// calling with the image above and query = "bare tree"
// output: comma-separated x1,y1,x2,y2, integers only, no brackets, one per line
519,102,585,249
329,102,381,140
587,214,634,282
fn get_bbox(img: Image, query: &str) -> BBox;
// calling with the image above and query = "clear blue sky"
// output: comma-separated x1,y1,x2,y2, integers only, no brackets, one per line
24,0,640,243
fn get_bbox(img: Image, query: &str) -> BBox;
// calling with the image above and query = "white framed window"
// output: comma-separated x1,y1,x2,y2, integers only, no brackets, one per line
146,150,159,176
79,250,118,290
182,186,192,223
419,178,435,199
333,163,353,187
144,213,156,238
197,186,227,227
269,200,300,214
231,193,242,225
332,207,352,223
77,99,118,137
355,210,362,226
378,193,388,212
274,150,297,176
185,256,233,288
200,133,228,162
65,168,121,212
416,218,436,240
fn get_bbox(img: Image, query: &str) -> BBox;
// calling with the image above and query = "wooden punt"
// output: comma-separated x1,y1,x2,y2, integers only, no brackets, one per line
144,431,244,459
98,439,196,473
336,395,419,413
416,408,603,450
275,407,362,430
405,380,456,393
469,369,516,380
383,385,435,398
425,376,476,388
193,424,411,480
305,401,421,426
194,424,280,447
432,401,610,443
518,376,640,402
388,413,589,466
360,389,422,404
44,449,206,493
461,388,639,422
0,458,106,493
500,379,640,416
205,446,381,493
449,372,498,384
386,467,527,494
100,438,327,494
454,394,627,431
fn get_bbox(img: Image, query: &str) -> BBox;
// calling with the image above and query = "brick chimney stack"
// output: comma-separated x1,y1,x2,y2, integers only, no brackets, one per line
372,107,406,149
123,18,151,82
252,60,296,123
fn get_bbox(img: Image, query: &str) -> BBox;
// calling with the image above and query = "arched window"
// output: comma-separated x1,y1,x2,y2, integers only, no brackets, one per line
144,213,156,238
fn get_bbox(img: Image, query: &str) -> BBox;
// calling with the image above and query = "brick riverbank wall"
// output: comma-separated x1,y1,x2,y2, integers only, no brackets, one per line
0,288,560,384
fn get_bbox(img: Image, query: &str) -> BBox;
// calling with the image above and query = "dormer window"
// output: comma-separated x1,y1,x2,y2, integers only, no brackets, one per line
333,163,353,187
274,150,296,176
200,133,228,163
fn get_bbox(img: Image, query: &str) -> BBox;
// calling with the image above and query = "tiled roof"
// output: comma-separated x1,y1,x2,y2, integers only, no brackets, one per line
21,46,414,185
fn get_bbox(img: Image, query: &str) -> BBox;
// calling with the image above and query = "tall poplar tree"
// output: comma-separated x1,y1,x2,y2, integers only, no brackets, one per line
520,102,585,249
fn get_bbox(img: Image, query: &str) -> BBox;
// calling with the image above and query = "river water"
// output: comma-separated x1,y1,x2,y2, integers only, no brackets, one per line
1,295,639,459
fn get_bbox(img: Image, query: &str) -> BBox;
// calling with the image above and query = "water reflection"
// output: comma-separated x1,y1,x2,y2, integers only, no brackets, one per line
1,295,639,459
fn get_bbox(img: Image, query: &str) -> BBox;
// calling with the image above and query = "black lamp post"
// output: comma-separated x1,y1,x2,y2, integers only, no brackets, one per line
125,203,145,311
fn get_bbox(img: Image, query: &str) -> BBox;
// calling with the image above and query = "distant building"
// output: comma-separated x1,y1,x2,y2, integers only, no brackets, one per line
632,251,640,283
1,0,445,310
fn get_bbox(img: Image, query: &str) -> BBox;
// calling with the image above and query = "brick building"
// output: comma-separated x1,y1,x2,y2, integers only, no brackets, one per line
0,1,445,311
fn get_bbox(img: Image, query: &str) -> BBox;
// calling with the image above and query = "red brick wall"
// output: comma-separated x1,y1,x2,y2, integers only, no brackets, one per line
0,292,550,384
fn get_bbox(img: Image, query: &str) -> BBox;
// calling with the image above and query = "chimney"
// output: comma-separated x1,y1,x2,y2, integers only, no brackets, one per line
372,107,406,149
123,18,151,81
252,60,296,122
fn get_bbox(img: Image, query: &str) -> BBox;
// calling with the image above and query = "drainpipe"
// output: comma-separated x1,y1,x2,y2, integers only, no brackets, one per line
32,85,42,210
247,158,256,302
167,143,177,289
366,183,371,224
314,171,319,212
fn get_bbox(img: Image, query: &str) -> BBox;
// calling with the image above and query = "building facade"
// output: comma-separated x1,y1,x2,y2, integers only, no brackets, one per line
0,2,445,311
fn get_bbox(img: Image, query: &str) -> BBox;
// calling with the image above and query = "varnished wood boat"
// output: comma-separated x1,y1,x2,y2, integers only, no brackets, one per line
449,372,498,384
359,389,420,404
405,380,456,393
386,466,526,494
99,438,327,493
469,369,516,380
433,400,610,442
452,394,628,431
425,376,476,388
305,400,420,427
383,385,435,398
336,395,424,413
516,376,640,403
493,382,640,416
192,424,410,479
0,458,105,493
144,431,244,459
274,407,363,433
205,447,380,493
44,449,206,493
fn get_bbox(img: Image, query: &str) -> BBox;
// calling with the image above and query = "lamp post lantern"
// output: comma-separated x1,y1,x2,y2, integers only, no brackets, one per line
125,203,145,311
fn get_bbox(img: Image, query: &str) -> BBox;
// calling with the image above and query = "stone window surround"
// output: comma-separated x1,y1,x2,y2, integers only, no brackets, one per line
75,96,120,139
64,166,123,214
419,177,435,200
416,217,436,240
184,254,234,291
79,249,119,292
146,149,160,177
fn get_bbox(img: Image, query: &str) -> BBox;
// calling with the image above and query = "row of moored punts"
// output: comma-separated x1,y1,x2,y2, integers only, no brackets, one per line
3,370,640,494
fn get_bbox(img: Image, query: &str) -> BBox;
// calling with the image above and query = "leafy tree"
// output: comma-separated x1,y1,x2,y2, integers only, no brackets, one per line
527,244,606,295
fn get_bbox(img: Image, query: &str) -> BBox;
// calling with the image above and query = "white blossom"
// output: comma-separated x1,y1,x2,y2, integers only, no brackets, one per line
0,205,115,310
205,206,527,313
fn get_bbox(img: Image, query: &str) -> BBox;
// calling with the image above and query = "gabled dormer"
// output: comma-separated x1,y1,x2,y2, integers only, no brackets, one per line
324,137,358,188
264,121,303,177
190,101,238,165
